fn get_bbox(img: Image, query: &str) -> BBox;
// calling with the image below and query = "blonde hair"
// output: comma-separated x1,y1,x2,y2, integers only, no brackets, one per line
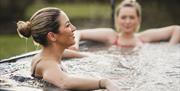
115,0,141,32
17,7,61,46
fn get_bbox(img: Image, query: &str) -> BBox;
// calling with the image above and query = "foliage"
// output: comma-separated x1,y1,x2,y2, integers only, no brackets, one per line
25,1,111,19
0,35,40,60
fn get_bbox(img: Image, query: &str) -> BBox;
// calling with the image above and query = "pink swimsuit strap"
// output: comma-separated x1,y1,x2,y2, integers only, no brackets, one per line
113,35,119,46
113,35,143,48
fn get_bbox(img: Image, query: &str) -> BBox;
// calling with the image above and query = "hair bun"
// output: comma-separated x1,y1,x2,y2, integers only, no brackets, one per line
17,21,31,38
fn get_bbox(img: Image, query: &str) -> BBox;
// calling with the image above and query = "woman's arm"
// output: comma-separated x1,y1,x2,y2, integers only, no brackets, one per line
139,25,180,45
42,63,120,91
80,28,116,42
68,28,116,50
62,49,88,58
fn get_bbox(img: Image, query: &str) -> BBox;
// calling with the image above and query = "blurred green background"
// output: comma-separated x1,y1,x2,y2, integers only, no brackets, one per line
0,0,180,60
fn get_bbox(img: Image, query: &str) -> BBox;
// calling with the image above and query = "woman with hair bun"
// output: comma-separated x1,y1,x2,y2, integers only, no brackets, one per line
69,0,180,50
17,7,120,90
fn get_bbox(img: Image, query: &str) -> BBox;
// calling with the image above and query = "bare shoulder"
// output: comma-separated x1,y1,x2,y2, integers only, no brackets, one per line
31,54,41,67
42,61,65,78
106,28,118,44
31,54,57,71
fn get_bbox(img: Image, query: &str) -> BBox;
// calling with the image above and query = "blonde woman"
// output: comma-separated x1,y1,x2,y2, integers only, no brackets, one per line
69,0,180,50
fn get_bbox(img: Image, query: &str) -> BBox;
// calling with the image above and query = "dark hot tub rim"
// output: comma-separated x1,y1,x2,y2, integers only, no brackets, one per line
0,41,89,63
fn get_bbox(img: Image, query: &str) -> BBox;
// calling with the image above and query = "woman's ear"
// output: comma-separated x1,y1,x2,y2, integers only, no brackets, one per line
47,32,57,42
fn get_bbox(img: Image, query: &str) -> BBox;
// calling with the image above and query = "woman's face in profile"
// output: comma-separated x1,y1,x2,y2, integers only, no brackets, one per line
56,11,76,48
117,6,140,33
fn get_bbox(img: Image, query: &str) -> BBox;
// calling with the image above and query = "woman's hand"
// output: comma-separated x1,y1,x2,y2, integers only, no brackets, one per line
101,79,120,91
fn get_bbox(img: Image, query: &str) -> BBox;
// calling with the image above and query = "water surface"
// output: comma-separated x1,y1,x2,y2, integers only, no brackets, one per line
0,43,180,91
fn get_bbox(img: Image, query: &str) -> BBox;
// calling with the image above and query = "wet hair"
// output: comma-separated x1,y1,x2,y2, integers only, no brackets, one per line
115,0,141,32
17,7,61,46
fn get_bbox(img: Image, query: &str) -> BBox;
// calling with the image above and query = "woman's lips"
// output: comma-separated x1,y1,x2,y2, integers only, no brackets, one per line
72,34,75,39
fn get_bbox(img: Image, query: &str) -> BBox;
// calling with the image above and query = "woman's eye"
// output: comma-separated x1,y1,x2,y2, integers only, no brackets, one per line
121,16,126,19
130,16,135,19
66,24,70,27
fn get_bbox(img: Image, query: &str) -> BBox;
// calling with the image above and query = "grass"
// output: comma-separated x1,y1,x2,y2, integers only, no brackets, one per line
0,35,40,60
25,2,111,19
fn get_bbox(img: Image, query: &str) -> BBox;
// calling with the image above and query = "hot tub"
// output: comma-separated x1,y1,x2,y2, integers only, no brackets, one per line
0,42,180,91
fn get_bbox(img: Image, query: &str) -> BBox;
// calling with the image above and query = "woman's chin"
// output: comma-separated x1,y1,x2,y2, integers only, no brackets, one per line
123,29,135,33
70,41,75,46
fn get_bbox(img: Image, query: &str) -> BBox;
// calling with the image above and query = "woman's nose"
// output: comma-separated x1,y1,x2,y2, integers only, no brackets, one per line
71,24,76,32
125,18,131,24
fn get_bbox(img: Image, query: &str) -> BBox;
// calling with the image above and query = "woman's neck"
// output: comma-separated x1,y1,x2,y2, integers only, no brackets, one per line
41,44,65,63
120,32,135,39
